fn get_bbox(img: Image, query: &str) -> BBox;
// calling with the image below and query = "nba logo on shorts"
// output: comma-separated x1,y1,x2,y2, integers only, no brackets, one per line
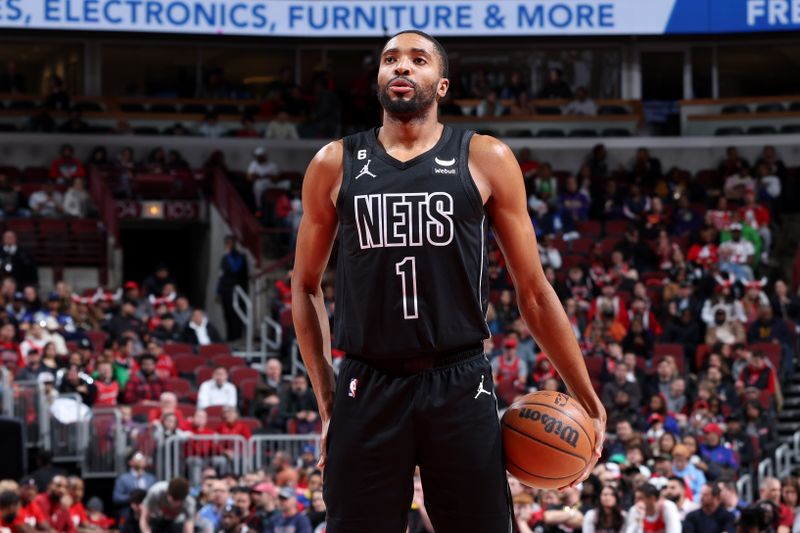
348,378,359,398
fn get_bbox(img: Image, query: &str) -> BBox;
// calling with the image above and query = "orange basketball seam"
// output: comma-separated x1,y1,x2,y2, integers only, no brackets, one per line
507,401,593,446
503,424,588,464
505,454,579,481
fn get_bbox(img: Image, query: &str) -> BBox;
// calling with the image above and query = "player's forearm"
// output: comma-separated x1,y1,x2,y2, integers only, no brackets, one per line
291,286,336,420
518,285,604,419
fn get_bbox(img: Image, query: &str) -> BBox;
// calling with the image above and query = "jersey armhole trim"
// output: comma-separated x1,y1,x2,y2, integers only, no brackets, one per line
335,137,353,213
459,130,484,216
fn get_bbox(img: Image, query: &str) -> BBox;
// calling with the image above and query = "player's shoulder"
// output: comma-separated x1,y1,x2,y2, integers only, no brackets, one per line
468,133,515,161
305,139,344,185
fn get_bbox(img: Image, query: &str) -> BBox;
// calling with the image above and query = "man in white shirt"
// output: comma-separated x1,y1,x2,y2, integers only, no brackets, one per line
197,367,237,410
563,86,598,116
718,223,755,281
247,148,286,210
29,182,64,217
196,112,226,138
265,110,299,140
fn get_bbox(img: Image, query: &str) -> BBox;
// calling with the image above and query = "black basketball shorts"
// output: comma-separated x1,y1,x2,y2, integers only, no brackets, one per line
323,346,513,533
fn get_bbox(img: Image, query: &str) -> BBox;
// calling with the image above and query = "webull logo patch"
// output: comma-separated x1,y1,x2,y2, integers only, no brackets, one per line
517,408,580,448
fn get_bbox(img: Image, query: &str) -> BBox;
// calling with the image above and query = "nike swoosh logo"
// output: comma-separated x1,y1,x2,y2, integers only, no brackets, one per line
434,157,456,167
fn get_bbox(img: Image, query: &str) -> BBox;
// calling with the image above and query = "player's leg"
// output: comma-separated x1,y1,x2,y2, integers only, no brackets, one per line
414,353,513,533
324,357,417,533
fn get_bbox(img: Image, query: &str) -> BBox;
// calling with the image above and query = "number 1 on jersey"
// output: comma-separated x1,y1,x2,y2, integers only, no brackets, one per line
395,256,419,320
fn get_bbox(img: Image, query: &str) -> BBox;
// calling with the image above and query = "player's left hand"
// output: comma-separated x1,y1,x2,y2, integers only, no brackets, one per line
560,414,605,491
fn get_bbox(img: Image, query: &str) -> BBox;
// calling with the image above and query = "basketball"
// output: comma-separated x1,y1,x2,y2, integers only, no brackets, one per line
501,391,596,489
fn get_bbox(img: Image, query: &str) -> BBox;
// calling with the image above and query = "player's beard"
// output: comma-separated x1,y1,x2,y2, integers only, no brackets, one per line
378,76,438,120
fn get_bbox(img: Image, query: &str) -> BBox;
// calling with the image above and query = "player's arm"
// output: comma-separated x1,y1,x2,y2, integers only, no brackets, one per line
291,141,342,467
471,135,606,485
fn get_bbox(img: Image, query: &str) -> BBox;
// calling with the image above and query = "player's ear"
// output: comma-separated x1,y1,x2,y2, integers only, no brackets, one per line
437,78,449,99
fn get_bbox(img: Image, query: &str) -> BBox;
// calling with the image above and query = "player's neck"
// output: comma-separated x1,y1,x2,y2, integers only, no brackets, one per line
379,108,442,151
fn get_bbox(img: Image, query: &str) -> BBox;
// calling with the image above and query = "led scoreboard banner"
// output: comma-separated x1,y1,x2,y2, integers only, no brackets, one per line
0,0,798,36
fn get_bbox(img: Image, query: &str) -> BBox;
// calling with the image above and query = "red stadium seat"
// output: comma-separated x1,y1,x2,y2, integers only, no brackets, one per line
23,166,48,181
70,219,101,234
695,344,712,370
163,377,192,397
174,354,205,378
570,237,594,255
205,406,225,418
198,343,231,357
230,366,260,386
239,378,258,402
6,219,35,233
561,255,586,270
210,355,244,369
177,403,196,418
240,417,262,432
194,366,214,385
600,237,620,255
0,166,21,181
279,308,293,329
131,402,158,422
38,219,68,234
604,220,629,236
748,343,781,371
207,416,222,430
86,331,108,351
164,342,193,356
576,220,602,238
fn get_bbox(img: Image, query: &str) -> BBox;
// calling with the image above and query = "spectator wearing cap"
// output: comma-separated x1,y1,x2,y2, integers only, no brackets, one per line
683,483,735,533
152,312,182,343
250,483,279,525
699,423,738,480
182,309,222,347
57,363,97,406
85,496,114,529
491,337,527,408
16,476,48,529
33,475,76,533
124,353,164,404
113,451,157,507
718,222,756,281
197,367,238,410
263,488,311,533
671,444,706,503
16,344,54,381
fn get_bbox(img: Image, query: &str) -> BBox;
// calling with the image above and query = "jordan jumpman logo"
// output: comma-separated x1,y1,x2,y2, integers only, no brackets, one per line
474,374,491,399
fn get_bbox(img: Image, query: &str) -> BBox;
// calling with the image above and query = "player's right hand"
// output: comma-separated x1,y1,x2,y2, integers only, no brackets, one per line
318,417,331,469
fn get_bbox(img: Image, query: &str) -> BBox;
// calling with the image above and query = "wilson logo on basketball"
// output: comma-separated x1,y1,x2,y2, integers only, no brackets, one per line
517,408,580,448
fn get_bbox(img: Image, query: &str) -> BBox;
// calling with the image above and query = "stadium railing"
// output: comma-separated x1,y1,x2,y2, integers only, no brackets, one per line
11,380,49,450
83,408,126,478
249,434,320,472
162,434,249,483
49,393,91,463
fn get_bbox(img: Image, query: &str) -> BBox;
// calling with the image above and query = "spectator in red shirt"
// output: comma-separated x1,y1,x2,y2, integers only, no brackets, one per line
147,391,187,429
48,144,86,184
33,475,76,533
94,359,120,407
0,490,23,531
147,340,177,380
16,477,48,529
738,351,777,396
217,407,252,461
67,476,87,529
186,409,216,457
124,353,164,404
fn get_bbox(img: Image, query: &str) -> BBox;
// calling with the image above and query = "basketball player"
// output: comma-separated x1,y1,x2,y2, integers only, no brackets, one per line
292,30,606,532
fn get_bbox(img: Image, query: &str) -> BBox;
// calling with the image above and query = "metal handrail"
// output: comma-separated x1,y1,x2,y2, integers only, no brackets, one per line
737,474,753,503
758,457,774,481
233,285,254,356
775,443,792,478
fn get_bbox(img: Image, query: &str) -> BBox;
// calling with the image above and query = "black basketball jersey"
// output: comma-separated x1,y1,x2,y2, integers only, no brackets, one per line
333,125,490,359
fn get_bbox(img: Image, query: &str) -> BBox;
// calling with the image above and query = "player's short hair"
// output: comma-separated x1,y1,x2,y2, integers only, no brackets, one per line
168,477,190,501
388,30,449,78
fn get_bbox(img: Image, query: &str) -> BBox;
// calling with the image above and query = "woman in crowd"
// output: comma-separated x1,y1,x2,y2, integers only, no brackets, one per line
583,485,627,533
